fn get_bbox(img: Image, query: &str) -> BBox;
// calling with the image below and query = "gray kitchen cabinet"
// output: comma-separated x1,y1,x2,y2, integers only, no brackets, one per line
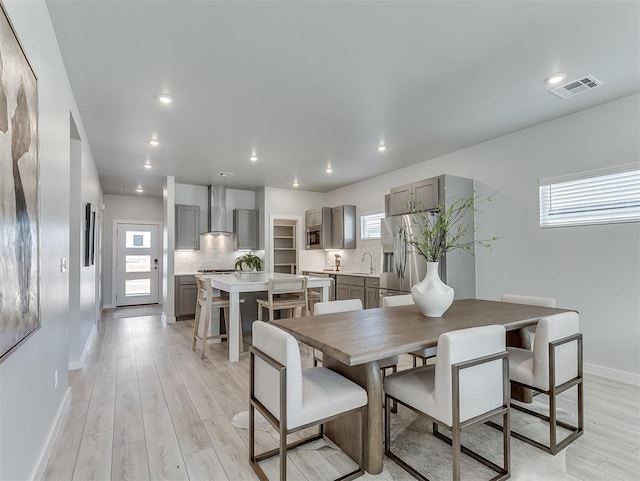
335,275,365,305
175,204,200,250
365,287,380,309
305,207,331,228
389,177,439,215
364,277,381,309
331,205,356,249
234,208,258,250
175,275,197,319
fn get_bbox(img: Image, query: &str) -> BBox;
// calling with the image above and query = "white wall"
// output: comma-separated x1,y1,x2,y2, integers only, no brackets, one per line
0,1,101,479
68,129,102,368
102,193,163,307
326,94,640,378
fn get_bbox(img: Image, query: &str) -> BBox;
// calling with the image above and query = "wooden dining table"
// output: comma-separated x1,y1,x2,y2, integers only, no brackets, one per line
274,298,576,474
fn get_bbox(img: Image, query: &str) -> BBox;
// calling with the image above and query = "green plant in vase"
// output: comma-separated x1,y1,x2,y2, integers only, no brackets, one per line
234,252,263,272
403,193,497,317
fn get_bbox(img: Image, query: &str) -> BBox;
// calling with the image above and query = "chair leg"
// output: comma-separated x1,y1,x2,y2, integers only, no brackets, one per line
200,308,210,359
412,356,417,368
192,303,201,351
503,407,510,476
222,306,230,339
257,303,263,321
279,419,287,481
269,306,274,323
384,395,391,456
452,422,461,481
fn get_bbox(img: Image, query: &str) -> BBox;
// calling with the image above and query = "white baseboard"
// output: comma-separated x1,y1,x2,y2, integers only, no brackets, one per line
102,304,116,309
68,323,97,371
31,387,72,481
163,312,176,324
585,362,640,386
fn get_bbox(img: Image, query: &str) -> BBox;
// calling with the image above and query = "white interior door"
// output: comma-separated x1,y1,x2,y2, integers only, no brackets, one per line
116,223,160,306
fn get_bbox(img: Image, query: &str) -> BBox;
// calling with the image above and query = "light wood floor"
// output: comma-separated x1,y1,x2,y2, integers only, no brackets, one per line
42,310,640,481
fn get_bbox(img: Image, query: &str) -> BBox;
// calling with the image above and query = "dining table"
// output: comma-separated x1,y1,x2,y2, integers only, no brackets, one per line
205,272,332,362
274,298,576,475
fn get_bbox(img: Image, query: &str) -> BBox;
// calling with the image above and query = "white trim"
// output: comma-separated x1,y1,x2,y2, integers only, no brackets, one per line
68,322,97,370
102,304,116,309
112,219,163,306
31,387,72,481
584,362,640,386
163,312,176,324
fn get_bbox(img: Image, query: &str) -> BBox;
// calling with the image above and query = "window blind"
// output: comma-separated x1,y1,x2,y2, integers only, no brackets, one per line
360,212,384,240
539,164,640,228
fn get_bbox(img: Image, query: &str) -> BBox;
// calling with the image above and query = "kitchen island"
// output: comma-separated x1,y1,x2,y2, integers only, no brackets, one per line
205,272,332,362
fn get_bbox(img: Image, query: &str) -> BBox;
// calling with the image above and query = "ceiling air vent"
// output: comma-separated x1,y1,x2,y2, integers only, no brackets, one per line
217,171,234,177
549,75,603,99
120,188,135,193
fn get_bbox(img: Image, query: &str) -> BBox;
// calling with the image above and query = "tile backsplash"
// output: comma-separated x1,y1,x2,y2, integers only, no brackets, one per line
174,235,265,272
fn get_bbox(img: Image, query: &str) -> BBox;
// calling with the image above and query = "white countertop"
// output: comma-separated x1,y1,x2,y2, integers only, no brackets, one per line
205,272,332,292
304,269,380,279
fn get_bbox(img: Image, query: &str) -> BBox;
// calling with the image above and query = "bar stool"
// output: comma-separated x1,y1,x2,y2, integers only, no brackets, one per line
192,276,243,358
256,277,308,322
306,272,331,314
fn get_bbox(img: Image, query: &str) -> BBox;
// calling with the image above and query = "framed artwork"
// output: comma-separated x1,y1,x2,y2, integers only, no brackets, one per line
0,2,39,363
84,203,96,266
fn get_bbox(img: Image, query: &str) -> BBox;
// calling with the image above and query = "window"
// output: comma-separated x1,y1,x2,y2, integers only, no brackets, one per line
539,164,640,228
361,212,385,240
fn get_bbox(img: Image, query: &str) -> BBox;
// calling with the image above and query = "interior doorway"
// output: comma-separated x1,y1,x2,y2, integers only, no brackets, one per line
114,222,160,306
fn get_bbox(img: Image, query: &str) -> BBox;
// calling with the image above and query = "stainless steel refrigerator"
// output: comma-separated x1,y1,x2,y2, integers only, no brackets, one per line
380,213,476,300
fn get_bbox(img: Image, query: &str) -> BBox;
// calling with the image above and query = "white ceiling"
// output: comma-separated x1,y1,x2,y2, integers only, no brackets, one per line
46,0,640,197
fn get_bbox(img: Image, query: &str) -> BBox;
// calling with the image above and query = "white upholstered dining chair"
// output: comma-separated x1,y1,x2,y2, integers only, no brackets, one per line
501,294,556,349
381,294,438,366
384,325,510,481
250,321,368,481
501,311,583,454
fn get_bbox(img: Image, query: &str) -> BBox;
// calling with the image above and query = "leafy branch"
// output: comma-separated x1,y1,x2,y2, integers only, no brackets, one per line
403,193,497,262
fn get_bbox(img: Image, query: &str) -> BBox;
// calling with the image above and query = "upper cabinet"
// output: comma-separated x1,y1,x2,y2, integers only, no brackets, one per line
175,204,200,250
234,208,258,250
389,177,439,215
305,207,330,228
331,205,356,249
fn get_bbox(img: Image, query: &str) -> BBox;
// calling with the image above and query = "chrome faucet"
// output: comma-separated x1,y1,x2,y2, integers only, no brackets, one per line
362,252,374,273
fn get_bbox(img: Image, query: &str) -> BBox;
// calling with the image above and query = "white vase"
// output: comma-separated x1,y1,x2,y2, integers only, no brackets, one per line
411,261,454,317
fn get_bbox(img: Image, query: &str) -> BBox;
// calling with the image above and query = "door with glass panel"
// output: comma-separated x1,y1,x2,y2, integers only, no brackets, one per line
116,223,160,306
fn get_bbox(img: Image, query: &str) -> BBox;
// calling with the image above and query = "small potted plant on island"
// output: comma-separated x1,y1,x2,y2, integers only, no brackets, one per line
234,252,263,272
404,194,496,317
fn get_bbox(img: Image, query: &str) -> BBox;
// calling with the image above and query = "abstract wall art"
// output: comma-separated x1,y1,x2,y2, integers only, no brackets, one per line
0,2,39,363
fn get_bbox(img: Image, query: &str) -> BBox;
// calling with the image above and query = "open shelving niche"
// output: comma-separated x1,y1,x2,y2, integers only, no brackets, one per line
272,219,298,274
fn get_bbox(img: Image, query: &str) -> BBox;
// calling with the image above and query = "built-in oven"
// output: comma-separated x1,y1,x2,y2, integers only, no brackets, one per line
306,226,324,249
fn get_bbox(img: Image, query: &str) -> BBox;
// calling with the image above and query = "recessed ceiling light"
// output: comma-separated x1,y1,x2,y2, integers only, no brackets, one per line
144,163,152,169
293,180,299,187
377,143,386,152
250,155,258,162
156,94,174,104
136,187,144,193
218,171,234,177
326,167,333,173
148,139,159,146
545,73,566,85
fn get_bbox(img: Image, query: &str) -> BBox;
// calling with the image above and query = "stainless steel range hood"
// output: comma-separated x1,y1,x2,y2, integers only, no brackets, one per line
205,185,234,235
